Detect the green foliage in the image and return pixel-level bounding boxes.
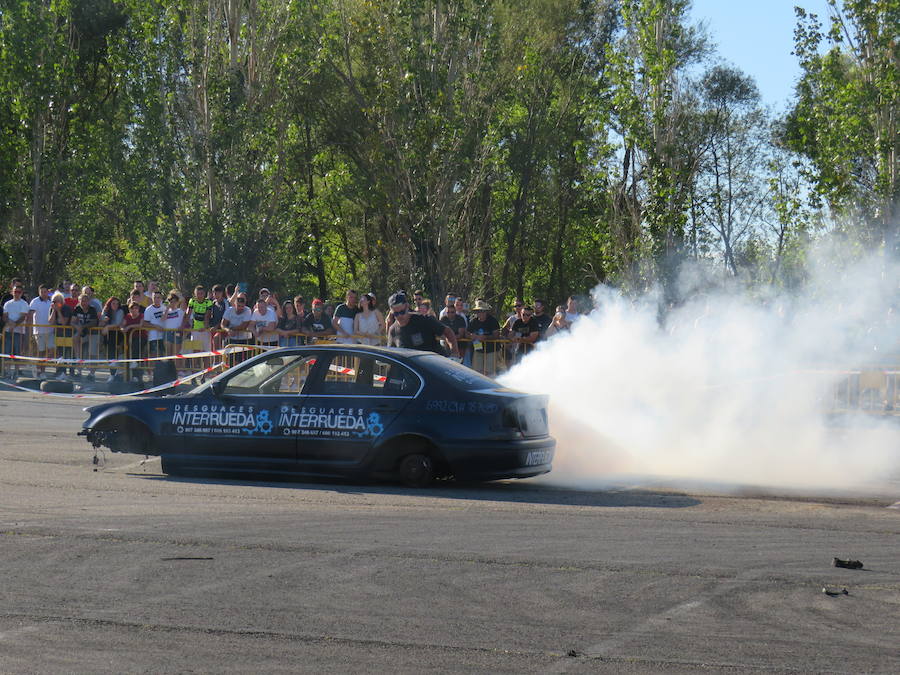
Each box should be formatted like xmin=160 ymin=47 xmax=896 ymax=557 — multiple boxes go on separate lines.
xmin=786 ymin=0 xmax=899 ymax=251
xmin=0 ymin=0 xmax=887 ymax=305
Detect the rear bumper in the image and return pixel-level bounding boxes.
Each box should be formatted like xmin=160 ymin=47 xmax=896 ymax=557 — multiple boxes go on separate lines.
xmin=441 ymin=436 xmax=556 ymax=480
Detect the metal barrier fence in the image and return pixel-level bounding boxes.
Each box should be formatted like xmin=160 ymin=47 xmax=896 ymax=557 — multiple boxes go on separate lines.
xmin=0 ymin=325 xmax=256 ymax=383
xmin=1 ymin=325 xmax=897 ymax=413
xmin=827 ymin=369 xmax=899 ymax=414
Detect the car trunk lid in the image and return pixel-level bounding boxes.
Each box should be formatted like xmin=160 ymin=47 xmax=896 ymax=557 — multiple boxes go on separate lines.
xmin=500 ymin=394 xmax=550 ymax=438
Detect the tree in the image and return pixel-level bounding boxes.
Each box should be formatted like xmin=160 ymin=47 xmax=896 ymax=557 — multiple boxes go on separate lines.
xmin=609 ymin=0 xmax=708 ymax=297
xmin=0 ymin=0 xmax=128 ymax=286
xmin=786 ymin=0 xmax=899 ymax=253
xmin=692 ymin=65 xmax=769 ymax=276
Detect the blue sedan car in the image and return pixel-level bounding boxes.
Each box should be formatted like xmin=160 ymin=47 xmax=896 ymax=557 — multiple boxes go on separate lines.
xmin=80 ymin=345 xmax=555 ymax=486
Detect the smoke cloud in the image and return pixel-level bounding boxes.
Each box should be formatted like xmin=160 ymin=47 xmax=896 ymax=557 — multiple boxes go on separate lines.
xmin=500 ymin=251 xmax=899 ymax=494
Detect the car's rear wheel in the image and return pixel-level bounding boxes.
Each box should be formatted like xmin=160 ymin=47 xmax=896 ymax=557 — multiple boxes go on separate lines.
xmin=398 ymin=453 xmax=434 ymax=488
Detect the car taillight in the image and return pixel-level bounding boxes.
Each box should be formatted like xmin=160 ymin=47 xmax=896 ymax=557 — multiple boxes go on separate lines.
xmin=501 ymin=407 xmax=520 ymax=429
xmin=498 ymin=406 xmax=525 ymax=438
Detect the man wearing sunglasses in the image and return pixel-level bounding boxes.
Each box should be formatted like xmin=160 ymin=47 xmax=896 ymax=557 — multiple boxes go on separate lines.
xmin=387 ymin=291 xmax=459 ymax=358
xmin=509 ymin=305 xmax=540 ymax=363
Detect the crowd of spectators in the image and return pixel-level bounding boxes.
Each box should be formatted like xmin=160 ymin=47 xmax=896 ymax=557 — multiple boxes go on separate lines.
xmin=1 ymin=277 xmax=583 ymax=379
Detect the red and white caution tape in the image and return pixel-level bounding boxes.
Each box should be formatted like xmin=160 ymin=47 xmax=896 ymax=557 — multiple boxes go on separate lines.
xmin=0 ymin=362 xmax=226 ymax=399
xmin=0 ymin=344 xmax=256 ymax=366
xmin=327 ymin=362 xmax=387 ymax=382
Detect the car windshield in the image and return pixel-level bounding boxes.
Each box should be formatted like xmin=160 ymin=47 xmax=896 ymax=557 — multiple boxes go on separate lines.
xmin=190 ymin=352 xmax=316 ymax=396
xmin=414 ymin=354 xmax=500 ymax=390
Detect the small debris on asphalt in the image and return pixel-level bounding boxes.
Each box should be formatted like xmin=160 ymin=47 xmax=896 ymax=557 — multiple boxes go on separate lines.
xmin=566 ymin=649 xmax=581 ymax=658
xmin=160 ymin=557 xmax=214 ymax=561
xmin=833 ymin=557 xmax=864 ymax=569
xmin=822 ymin=587 xmax=849 ymax=596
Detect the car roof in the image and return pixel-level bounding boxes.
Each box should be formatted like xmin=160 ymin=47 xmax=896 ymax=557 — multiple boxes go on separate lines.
xmin=272 ymin=344 xmax=430 ymax=359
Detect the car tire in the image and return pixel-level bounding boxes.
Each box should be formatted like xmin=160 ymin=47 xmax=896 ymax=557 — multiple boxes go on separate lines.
xmin=15 ymin=378 xmax=42 ymax=390
xmin=398 ymin=453 xmax=434 ymax=488
xmin=109 ymin=380 xmax=138 ymax=396
xmin=40 ymin=379 xmax=75 ymax=393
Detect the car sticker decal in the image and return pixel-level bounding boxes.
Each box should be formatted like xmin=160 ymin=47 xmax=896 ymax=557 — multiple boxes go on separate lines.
xmin=170 ymin=404 xmax=386 ymax=439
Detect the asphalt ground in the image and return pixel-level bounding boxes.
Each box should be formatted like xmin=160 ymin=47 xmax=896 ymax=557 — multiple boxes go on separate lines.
xmin=0 ymin=391 xmax=898 ymax=674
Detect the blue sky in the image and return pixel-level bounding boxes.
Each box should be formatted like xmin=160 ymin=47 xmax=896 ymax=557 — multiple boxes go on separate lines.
xmin=689 ymin=0 xmax=834 ymax=111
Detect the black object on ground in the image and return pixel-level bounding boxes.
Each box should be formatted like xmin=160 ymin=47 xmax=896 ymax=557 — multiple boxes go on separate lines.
xmin=153 ymin=361 xmax=177 ymax=387
xmin=41 ymin=379 xmax=74 ymax=393
xmin=833 ymin=557 xmax=864 ymax=569
xmin=160 ymin=557 xmax=214 ymax=561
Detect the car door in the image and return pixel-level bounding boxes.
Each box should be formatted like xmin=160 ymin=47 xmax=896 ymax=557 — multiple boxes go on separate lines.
xmin=162 ymin=351 xmax=319 ymax=471
xmin=293 ymin=351 xmax=421 ymax=471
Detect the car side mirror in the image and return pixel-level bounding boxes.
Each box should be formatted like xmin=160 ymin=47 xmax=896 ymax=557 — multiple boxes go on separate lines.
xmin=210 ymin=379 xmax=226 ymax=398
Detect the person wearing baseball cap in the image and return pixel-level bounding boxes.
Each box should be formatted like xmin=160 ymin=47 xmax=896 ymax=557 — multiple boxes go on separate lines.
xmin=386 ymin=291 xmax=459 ymax=358
xmin=301 ymin=297 xmax=335 ymax=341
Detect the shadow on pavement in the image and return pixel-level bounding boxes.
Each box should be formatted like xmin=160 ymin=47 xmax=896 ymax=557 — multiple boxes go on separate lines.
xmin=132 ymin=471 xmax=702 ymax=509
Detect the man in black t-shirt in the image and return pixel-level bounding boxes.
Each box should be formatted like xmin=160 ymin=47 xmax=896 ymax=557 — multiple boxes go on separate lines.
xmin=531 ymin=299 xmax=553 ymax=338
xmin=387 ymin=291 xmax=459 ymax=357
xmin=510 ymin=306 xmax=540 ymax=362
xmin=465 ymin=300 xmax=501 ymax=375
xmin=72 ymin=294 xmax=100 ymax=379
xmin=302 ymin=298 xmax=335 ymax=341
xmin=439 ymin=304 xmax=467 ymax=340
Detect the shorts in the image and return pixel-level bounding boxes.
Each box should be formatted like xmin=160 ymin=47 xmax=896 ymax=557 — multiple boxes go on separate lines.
xmin=190 ymin=331 xmax=211 ymax=352
xmin=164 ymin=331 xmax=183 ymax=345
xmin=34 ymin=332 xmax=54 ymax=352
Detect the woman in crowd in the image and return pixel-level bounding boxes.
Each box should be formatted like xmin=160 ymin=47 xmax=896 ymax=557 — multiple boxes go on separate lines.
xmin=277 ymin=299 xmax=303 ymax=347
xmin=48 ymin=291 xmax=73 ymax=378
xmin=121 ymin=301 xmax=147 ymax=382
xmin=353 ymin=293 xmax=384 ymax=345
xmin=544 ymin=305 xmax=571 ymax=338
xmin=99 ymin=296 xmax=125 ymax=381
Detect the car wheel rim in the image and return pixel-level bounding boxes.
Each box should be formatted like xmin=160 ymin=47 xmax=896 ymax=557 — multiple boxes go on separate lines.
xmin=400 ymin=454 xmax=433 ymax=487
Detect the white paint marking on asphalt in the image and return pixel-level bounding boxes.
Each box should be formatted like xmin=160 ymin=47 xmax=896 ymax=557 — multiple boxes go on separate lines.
xmin=105 ymin=456 xmax=161 ymax=473
xmin=544 ymin=569 xmax=766 ymax=674
xmin=887 ymin=501 xmax=900 ymax=509
xmin=582 ymin=598 xmax=705 ymax=658
xmin=0 ymin=625 xmax=40 ymax=641
xmin=542 ymin=596 xmax=709 ymax=674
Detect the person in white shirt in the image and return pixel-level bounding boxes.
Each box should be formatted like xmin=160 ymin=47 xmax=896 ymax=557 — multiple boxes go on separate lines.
xmin=250 ymin=296 xmax=279 ymax=346
xmin=28 ymin=284 xmax=54 ymax=375
xmin=221 ymin=293 xmax=253 ymax=363
xmin=163 ymin=291 xmax=186 ymax=356
xmin=141 ymin=291 xmax=168 ymax=358
xmin=3 ymin=283 xmax=30 ymax=375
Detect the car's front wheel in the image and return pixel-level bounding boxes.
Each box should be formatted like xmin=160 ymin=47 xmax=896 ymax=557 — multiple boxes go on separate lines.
xmin=398 ymin=453 xmax=434 ymax=488
xmin=161 ymin=456 xmax=188 ymax=476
